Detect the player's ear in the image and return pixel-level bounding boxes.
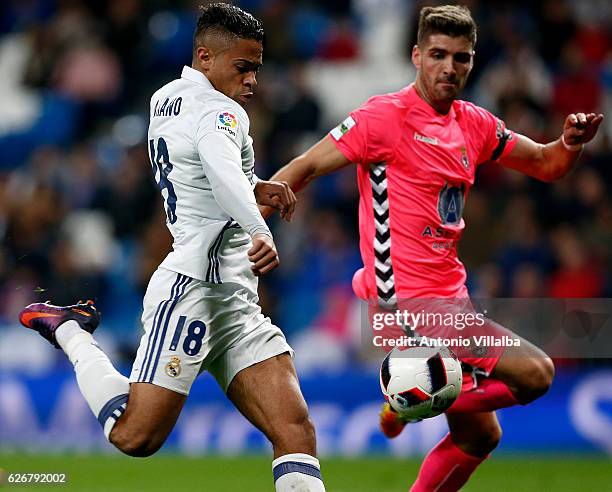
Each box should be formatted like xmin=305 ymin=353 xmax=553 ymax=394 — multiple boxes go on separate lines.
xmin=411 ymin=45 xmax=421 ymax=69
xmin=195 ymin=46 xmax=213 ymax=71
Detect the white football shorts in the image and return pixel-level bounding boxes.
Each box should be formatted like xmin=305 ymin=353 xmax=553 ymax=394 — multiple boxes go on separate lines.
xmin=129 ymin=267 xmax=293 ymax=394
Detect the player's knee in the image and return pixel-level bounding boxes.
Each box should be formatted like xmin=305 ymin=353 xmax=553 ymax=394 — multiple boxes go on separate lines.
xmin=517 ymin=357 xmax=555 ymax=404
xmin=269 ymin=408 xmax=316 ymax=452
xmin=110 ymin=425 xmax=165 ymax=458
xmin=280 ymin=411 xmax=316 ymax=444
xmin=298 ymin=414 xmax=317 ymax=446
xmin=116 ymin=435 xmax=164 ymax=458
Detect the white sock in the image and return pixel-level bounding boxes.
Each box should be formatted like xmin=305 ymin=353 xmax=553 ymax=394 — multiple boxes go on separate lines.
xmin=56 ymin=320 xmax=130 ymax=440
xmin=272 ymin=453 xmax=325 ymax=492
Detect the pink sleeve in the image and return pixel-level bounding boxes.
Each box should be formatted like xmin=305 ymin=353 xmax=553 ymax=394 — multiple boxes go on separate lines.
xmin=474 ymin=107 xmax=517 ymax=165
xmin=329 ymin=96 xmax=395 ymax=164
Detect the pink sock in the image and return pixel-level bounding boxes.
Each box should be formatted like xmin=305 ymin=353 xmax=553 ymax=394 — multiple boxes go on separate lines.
xmin=446 ymin=378 xmax=518 ymax=414
xmin=410 ymin=433 xmax=486 ymax=492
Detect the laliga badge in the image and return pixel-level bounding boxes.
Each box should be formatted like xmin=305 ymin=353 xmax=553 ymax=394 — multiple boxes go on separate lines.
xmin=165 ymin=356 xmax=182 ymax=378
xmin=216 ymin=111 xmax=238 ymax=139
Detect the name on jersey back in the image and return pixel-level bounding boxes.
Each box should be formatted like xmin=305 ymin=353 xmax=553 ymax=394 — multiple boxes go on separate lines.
xmin=154 ymin=97 xmax=183 ymax=117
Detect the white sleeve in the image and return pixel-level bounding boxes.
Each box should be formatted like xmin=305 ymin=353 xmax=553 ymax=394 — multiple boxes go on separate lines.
xmin=197 ymin=131 xmax=271 ymax=238
xmin=251 ymin=173 xmax=260 ymax=190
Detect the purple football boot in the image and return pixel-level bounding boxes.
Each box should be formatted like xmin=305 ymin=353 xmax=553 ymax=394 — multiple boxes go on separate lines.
xmin=19 ymin=300 xmax=101 ymax=348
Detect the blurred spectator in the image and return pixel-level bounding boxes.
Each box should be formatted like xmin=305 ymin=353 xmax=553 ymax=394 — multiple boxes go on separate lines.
xmin=62 ymin=143 xmax=107 ymax=209
xmin=495 ymin=195 xmax=554 ymax=293
xmin=96 ymin=146 xmax=158 ymax=239
xmin=317 ymin=18 xmax=359 ymax=60
xmin=510 ymin=263 xmax=546 ymax=298
xmin=474 ymin=37 xmax=551 ymax=124
xmin=471 ymin=263 xmax=504 ymax=299
xmin=52 ymin=43 xmax=122 ymax=103
xmin=551 ymin=41 xmax=602 ymax=120
xmin=101 ymin=0 xmax=147 ymax=101
xmin=584 ymin=200 xmax=612 ymax=280
xmin=267 ymin=63 xmax=322 ymax=166
xmin=536 ymin=0 xmax=576 ymax=67
xmin=135 ymin=206 xmax=173 ymax=292
xmin=548 ymin=225 xmax=605 ymax=298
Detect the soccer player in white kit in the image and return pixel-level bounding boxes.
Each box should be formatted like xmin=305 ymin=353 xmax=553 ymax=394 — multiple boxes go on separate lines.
xmin=19 ymin=4 xmax=326 ymax=491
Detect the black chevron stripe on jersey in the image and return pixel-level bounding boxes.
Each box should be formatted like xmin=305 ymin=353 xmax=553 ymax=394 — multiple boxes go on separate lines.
xmin=372 ymin=188 xmax=388 ymax=204
xmin=375 ymin=249 xmax=391 ymax=263
xmin=375 ymin=229 xmax=391 ymax=243
xmin=370 ymin=163 xmax=397 ymax=308
xmin=375 ymin=266 xmax=394 ymax=282
xmin=377 ymin=285 xmax=396 ymax=300
xmin=370 ymin=170 xmax=386 ymax=185
xmin=374 ymin=209 xmax=389 ymax=223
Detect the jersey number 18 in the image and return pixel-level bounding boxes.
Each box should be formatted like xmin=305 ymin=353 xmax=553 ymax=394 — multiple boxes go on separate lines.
xmin=149 ymin=137 xmax=178 ymax=224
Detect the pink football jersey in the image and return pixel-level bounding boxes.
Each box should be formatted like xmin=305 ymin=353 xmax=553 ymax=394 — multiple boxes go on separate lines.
xmin=330 ymin=84 xmax=517 ymax=304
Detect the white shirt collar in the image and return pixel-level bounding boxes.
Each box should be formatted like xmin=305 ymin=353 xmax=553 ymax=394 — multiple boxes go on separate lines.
xmin=181 ymin=66 xmax=214 ymax=90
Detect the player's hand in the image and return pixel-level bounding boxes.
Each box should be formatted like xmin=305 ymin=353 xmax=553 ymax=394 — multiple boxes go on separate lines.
xmin=563 ymin=112 xmax=604 ymax=147
xmin=248 ymin=233 xmax=279 ymax=276
xmin=254 ymin=180 xmax=297 ymax=222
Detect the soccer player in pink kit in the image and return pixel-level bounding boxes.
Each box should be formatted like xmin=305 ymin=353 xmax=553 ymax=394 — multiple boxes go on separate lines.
xmin=266 ymin=5 xmax=604 ymax=491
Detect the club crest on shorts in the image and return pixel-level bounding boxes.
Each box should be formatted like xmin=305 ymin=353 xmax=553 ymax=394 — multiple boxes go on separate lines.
xmin=471 ymin=345 xmax=488 ymax=357
xmin=460 ymin=146 xmax=469 ymax=169
xmin=165 ymin=356 xmax=182 ymax=378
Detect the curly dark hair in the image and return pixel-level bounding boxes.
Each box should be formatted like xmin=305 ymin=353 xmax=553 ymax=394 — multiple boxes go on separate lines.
xmin=417 ymin=5 xmax=477 ymax=48
xmin=193 ymin=3 xmax=265 ymax=53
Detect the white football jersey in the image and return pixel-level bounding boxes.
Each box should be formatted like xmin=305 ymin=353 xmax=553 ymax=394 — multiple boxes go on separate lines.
xmin=147 ymin=66 xmax=270 ymax=286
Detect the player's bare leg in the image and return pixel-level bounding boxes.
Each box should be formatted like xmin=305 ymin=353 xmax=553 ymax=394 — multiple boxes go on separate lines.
xmin=108 ymin=383 xmax=186 ymax=457
xmin=410 ymin=412 xmax=501 ymax=492
xmin=227 ymin=353 xmax=325 ymax=491
xmin=19 ymin=301 xmax=186 ymax=458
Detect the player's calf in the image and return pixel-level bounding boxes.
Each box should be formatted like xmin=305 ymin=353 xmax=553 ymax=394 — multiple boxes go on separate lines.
xmin=110 ymin=425 xmax=163 ymax=458
xmin=266 ymin=403 xmax=317 ymax=457
xmin=411 ymin=413 xmax=501 ymax=492
xmin=227 ymin=354 xmax=325 ymax=491
xmin=108 ymin=382 xmax=186 ymax=458
xmin=269 ymin=415 xmax=322 ymax=492
xmin=109 ymin=410 xmax=169 ymax=458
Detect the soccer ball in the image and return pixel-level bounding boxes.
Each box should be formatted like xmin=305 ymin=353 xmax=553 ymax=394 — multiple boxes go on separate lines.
xmin=380 ymin=345 xmax=462 ymax=419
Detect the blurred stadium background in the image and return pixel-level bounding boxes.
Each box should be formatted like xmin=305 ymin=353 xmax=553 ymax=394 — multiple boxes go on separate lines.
xmin=0 ymin=0 xmax=611 ymax=490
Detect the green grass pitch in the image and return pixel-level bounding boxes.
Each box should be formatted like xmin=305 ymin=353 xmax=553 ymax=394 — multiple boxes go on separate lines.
xmin=1 ymin=454 xmax=610 ymax=491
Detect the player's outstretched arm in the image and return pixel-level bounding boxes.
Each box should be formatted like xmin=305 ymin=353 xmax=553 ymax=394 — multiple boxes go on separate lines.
xmin=260 ymin=136 xmax=352 ymax=218
xmin=499 ymin=112 xmax=604 ymax=182
xmin=254 ymin=179 xmax=297 ymax=222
